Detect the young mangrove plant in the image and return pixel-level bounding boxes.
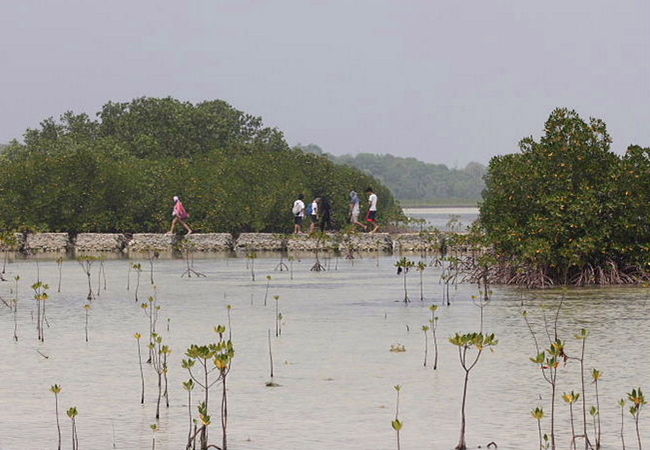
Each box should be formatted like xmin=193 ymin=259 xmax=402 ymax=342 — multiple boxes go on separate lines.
xmin=421 ymin=325 xmax=429 ymax=367
xmin=429 ymin=305 xmax=440 ymax=370
xmin=264 ymin=275 xmax=271 ymax=306
xmin=132 ymin=263 xmax=142 ymax=302
xmin=12 ymin=275 xmax=19 ymax=341
xmin=135 ymin=332 xmax=145 ymax=404
xmin=247 ymin=251 xmax=257 ymax=281
xmin=531 ymin=407 xmax=546 ymax=450
xmin=50 ymin=384 xmax=62 ymax=450
xmin=589 ymin=406 xmax=599 ymax=450
xmin=77 ymin=256 xmax=96 ymax=301
xmin=395 ymin=257 xmax=415 ymax=303
xmin=142 ymin=295 xmax=160 ymax=362
xmin=274 ymin=296 xmax=281 ymax=337
xmin=562 ymin=390 xmax=580 ymax=449
xmin=147 ymin=249 xmax=159 ymax=284
xmin=226 ymin=304 xmax=232 ymax=340
xmin=573 ymin=328 xmax=593 ymax=449
xmin=628 ymin=387 xmax=646 ymax=450
xmin=274 ymin=254 xmax=288 ymax=272
xmin=181 ymin=325 xmax=234 ymax=450
xmin=83 ymin=304 xmax=91 ymax=342
xmin=96 ymin=256 xmax=107 ymax=296
xmin=32 ymin=281 xmax=49 ymax=342
xmin=391 ymin=385 xmax=403 ymax=450
xmin=619 ymin=398 xmax=627 ymax=450
xmin=183 ymin=379 xmax=195 ymax=447
xmin=150 ymin=423 xmax=159 ymax=450
xmin=266 ymin=329 xmax=279 ymax=387
xmin=56 ymin=256 xmax=63 ymax=293
xmin=416 ymin=261 xmax=427 ymax=301
xmin=149 ymin=333 xmax=171 ymax=420
xmin=449 ymin=332 xmax=498 ymax=450
xmin=180 ymin=241 xmax=206 ymax=278
xmin=592 ymin=369 xmax=602 ymax=449
xmin=288 ymin=255 xmax=295 ymax=280
xmin=66 ymin=406 xmax=79 ymax=450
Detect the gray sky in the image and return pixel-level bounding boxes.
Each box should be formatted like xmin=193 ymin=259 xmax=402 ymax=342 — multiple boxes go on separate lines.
xmin=1 ymin=0 xmax=648 ymax=167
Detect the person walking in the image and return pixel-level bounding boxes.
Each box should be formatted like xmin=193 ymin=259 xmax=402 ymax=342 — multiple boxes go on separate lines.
xmin=349 ymin=190 xmax=367 ymax=231
xmin=365 ymin=187 xmax=380 ymax=233
xmin=167 ymin=195 xmax=193 ymax=235
xmin=292 ymin=194 xmax=306 ymax=234
xmin=309 ymin=197 xmax=320 ymax=233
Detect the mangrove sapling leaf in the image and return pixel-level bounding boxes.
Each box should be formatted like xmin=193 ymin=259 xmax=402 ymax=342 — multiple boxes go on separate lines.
xmin=449 ymin=332 xmax=498 ymax=450
xmin=183 ymin=379 xmax=195 ymax=447
xmin=392 ymin=385 xmax=403 ymax=450
xmin=627 ymin=387 xmax=646 ymax=450
xmin=135 ymin=333 xmax=145 ymax=404
xmin=531 ymin=407 xmax=545 ymax=450
xmin=264 ymin=275 xmax=271 ymax=306
xmin=562 ymin=391 xmax=580 ymax=449
xmin=588 ymin=406 xmax=598 ymax=450
xmin=619 ymin=398 xmax=627 ymax=450
xmin=394 ymin=257 xmax=415 ymax=303
xmin=591 ymin=369 xmax=602 ymax=449
xmin=422 ymin=325 xmax=429 ymax=367
xmin=83 ymin=304 xmax=91 ymax=342
xmin=66 ymin=406 xmax=79 ymax=450
xmin=50 ymin=384 xmax=62 ymax=450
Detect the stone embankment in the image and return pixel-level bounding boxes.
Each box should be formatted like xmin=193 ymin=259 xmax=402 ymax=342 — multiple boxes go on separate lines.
xmin=0 ymin=231 xmax=469 ymax=258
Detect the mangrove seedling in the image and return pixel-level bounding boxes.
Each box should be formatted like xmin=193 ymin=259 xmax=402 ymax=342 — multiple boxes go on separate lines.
xmin=51 ymin=384 xmax=62 ymax=450
xmin=274 ymin=296 xmax=281 ymax=337
xmin=589 ymin=406 xmax=599 ymax=450
xmin=141 ymin=296 xmax=160 ymax=362
xmin=592 ymin=369 xmax=602 ymax=448
xmin=416 ymin=261 xmax=427 ymax=301
xmin=573 ymin=328 xmax=593 ymax=449
xmin=274 ymin=254 xmax=288 ymax=272
xmin=32 ymin=281 xmax=49 ymax=342
xmin=449 ymin=332 xmax=498 ymax=450
xmin=391 ymin=385 xmax=403 ymax=450
xmin=180 ymin=241 xmax=206 ymax=278
xmin=264 ymin=275 xmax=271 ymax=306
xmin=56 ymin=257 xmax=63 ymax=293
xmin=288 ymin=255 xmax=295 ymax=280
xmin=531 ymin=407 xmax=546 ymax=450
xmin=628 ymin=387 xmax=646 ymax=450
xmin=247 ymin=251 xmax=257 ymax=281
xmin=226 ymin=304 xmax=232 ymax=340
xmin=619 ymin=398 xmax=627 ymax=450
xmin=66 ymin=406 xmax=79 ymax=450
xmin=562 ymin=390 xmax=580 ymax=449
xmin=147 ymin=250 xmax=159 ymax=284
xmin=132 ymin=263 xmax=142 ymax=302
xmin=149 ymin=333 xmax=171 ymax=419
xmin=96 ymin=256 xmax=107 ymax=296
xmin=183 ymin=379 xmax=195 ymax=446
xmin=83 ymin=304 xmax=91 ymax=342
xmin=135 ymin=333 xmax=145 ymax=404
xmin=266 ymin=329 xmax=279 ymax=387
xmin=429 ymin=305 xmax=440 ymax=370
xmin=12 ymin=275 xmax=20 ymax=341
xmin=394 ymin=257 xmax=415 ymax=303
xmin=422 ymin=325 xmax=429 ymax=367
xmin=77 ymin=256 xmax=96 ymax=301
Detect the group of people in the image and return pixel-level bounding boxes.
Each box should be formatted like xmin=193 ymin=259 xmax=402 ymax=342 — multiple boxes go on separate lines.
xmin=166 ymin=187 xmax=381 ymax=236
xmin=292 ymin=187 xmax=380 ymax=234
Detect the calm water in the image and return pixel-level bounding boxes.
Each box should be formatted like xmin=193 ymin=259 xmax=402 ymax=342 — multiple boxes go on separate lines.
xmin=0 ymin=255 xmax=648 ymax=449
xmin=403 ymin=207 xmax=479 ymax=231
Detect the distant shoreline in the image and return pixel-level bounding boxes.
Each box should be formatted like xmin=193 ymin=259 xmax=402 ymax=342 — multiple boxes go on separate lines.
xmin=398 ymin=199 xmax=479 ymax=208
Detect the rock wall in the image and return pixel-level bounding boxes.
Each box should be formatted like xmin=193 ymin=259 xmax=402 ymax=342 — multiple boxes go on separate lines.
xmin=2 ymin=232 xmax=466 ymax=257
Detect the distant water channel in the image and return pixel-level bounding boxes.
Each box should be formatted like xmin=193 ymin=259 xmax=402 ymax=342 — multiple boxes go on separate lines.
xmin=403 ymin=207 xmax=479 ymax=231
xmin=0 ymin=255 xmax=648 ymax=449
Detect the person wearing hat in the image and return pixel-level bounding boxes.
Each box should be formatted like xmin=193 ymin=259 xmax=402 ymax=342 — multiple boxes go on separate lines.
xmin=349 ymin=190 xmax=367 ymax=231
xmin=167 ymin=195 xmax=193 ymax=235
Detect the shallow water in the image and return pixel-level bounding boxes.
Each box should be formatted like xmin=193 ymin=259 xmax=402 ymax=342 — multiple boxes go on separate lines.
xmin=0 ymin=255 xmax=648 ymax=449
xmin=403 ymin=207 xmax=479 ymax=231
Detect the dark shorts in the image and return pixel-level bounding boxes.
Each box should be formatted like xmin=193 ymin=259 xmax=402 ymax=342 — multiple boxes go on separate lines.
xmin=367 ymin=210 xmax=377 ymax=222
xmin=310 ymin=214 xmax=319 ymax=223
xmin=294 ymin=215 xmax=304 ymax=225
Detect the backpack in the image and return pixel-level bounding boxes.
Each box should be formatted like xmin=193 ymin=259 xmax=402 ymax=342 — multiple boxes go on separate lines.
xmin=176 ymin=201 xmax=190 ymax=220
xmin=292 ymin=201 xmax=301 ymax=215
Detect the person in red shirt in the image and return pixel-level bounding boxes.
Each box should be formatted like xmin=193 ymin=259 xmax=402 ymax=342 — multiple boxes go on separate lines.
xmin=167 ymin=195 xmax=193 ymax=235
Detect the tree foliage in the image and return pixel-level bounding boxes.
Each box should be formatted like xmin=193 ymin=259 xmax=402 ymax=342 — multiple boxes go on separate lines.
xmin=0 ymin=97 xmax=399 ymax=233
xmin=479 ymin=107 xmax=650 ymax=286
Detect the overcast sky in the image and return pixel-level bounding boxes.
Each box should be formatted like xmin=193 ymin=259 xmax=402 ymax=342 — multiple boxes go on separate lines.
xmin=1 ymin=1 xmax=648 ymax=166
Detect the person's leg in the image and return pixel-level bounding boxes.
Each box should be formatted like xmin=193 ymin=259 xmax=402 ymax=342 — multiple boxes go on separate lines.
xmin=179 ymin=218 xmax=192 ymax=234
xmin=168 ymin=217 xmax=178 ymax=234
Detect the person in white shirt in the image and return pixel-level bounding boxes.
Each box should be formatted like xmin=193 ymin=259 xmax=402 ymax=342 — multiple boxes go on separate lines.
xmin=309 ymin=198 xmax=319 ymax=233
xmin=292 ymin=194 xmax=306 ymax=234
xmin=365 ymin=187 xmax=380 ymax=233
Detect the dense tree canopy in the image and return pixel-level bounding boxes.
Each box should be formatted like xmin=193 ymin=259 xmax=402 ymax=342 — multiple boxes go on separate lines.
xmin=297 ymin=144 xmax=485 ymax=204
xmin=479 ymin=108 xmax=650 ymax=286
xmin=0 ymin=97 xmax=399 ymax=233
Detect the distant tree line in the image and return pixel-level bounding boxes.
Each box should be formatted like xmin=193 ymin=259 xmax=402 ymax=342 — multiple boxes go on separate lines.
xmin=0 ymin=97 xmax=400 ymax=233
xmin=296 ymin=144 xmax=486 ymax=204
